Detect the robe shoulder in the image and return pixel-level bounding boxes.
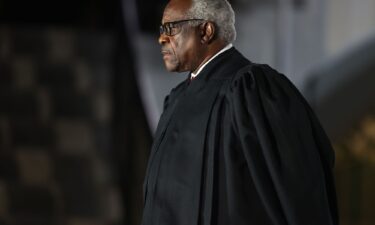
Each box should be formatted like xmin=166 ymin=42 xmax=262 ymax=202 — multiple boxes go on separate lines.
xmin=228 ymin=63 xmax=309 ymax=110
xmin=224 ymin=63 xmax=338 ymax=225
xmin=227 ymin=62 xmax=335 ymax=167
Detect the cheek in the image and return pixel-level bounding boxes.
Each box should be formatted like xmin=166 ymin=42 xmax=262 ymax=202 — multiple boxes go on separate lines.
xmin=169 ymin=41 xmax=181 ymax=64
xmin=166 ymin=33 xmax=196 ymax=72
xmin=170 ymin=39 xmax=182 ymax=59
xmin=169 ymin=39 xmax=186 ymax=65
xmin=172 ymin=38 xmax=191 ymax=62
xmin=169 ymin=41 xmax=178 ymax=57
xmin=161 ymin=40 xmax=180 ymax=71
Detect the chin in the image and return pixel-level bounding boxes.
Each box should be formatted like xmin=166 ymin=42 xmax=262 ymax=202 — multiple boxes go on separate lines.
xmin=164 ymin=62 xmax=179 ymax=72
xmin=165 ymin=65 xmax=178 ymax=72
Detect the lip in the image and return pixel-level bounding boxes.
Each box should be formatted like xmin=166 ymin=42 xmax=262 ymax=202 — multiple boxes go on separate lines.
xmin=161 ymin=50 xmax=172 ymax=60
xmin=163 ymin=54 xmax=171 ymax=60
xmin=161 ymin=50 xmax=171 ymax=55
xmin=161 ymin=48 xmax=172 ymax=55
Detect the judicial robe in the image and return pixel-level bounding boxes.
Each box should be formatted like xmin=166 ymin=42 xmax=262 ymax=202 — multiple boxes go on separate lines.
xmin=141 ymin=48 xmax=338 ymax=225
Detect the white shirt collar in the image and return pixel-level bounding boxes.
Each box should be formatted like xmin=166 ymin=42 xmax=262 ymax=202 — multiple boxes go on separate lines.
xmin=191 ymin=43 xmax=233 ymax=78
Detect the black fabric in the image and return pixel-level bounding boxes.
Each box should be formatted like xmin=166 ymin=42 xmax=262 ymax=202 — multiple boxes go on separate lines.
xmin=141 ymin=48 xmax=338 ymax=225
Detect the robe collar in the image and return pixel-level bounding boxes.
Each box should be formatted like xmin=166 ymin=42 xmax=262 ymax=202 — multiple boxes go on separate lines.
xmin=186 ymin=47 xmax=250 ymax=87
xmin=190 ymin=43 xmax=233 ymax=79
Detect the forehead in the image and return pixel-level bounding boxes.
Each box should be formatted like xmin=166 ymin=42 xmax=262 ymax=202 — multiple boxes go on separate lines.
xmin=162 ymin=0 xmax=192 ymax=23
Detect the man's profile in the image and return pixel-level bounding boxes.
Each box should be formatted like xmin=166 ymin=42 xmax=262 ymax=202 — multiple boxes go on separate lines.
xmin=141 ymin=0 xmax=339 ymax=224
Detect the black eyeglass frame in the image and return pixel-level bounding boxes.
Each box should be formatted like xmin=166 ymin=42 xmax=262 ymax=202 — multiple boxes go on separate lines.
xmin=159 ymin=19 xmax=205 ymax=36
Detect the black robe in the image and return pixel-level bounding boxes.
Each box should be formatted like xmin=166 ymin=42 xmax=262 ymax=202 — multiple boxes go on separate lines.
xmin=141 ymin=48 xmax=338 ymax=225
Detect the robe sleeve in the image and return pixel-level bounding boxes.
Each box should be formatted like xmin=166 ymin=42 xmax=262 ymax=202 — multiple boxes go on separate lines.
xmin=226 ymin=64 xmax=338 ymax=225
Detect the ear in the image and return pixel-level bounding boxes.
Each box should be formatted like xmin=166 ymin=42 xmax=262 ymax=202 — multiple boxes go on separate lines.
xmin=200 ymin=22 xmax=215 ymax=44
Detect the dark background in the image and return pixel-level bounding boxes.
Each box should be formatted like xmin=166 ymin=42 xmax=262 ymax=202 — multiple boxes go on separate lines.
xmin=0 ymin=0 xmax=375 ymax=225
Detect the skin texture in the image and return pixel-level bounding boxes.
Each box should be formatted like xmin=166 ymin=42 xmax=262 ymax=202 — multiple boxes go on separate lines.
xmin=159 ymin=0 xmax=227 ymax=73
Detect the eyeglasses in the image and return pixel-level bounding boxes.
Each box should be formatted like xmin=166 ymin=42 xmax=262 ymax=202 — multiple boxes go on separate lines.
xmin=159 ymin=19 xmax=205 ymax=36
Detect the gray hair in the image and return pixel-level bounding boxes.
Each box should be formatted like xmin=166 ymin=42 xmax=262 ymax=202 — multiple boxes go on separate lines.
xmin=186 ymin=0 xmax=236 ymax=43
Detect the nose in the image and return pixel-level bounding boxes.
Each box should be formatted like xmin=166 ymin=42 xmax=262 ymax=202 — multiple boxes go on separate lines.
xmin=158 ymin=33 xmax=169 ymax=45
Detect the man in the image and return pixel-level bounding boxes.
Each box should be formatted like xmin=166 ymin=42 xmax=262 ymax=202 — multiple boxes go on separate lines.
xmin=142 ymin=0 xmax=339 ymax=225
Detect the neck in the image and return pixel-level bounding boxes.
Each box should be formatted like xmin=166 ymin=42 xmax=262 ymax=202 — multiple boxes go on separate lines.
xmin=192 ymin=41 xmax=229 ymax=74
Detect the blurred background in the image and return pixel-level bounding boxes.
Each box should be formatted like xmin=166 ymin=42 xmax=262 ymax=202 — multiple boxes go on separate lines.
xmin=0 ymin=0 xmax=374 ymax=225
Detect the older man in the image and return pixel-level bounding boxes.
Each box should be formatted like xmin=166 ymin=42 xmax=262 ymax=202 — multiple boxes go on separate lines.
xmin=141 ymin=0 xmax=339 ymax=225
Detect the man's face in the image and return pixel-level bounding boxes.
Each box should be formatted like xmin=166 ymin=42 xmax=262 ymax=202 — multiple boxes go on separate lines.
xmin=159 ymin=1 xmax=203 ymax=72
